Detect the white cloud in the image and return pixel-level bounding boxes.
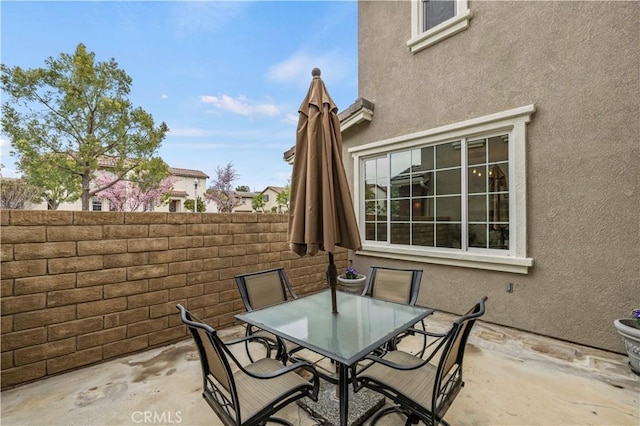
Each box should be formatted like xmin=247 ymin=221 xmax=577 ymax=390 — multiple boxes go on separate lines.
xmin=161 ymin=94 xmax=168 ymax=100
xmin=200 ymin=95 xmax=279 ymax=118
xmin=281 ymin=113 xmax=298 ymax=125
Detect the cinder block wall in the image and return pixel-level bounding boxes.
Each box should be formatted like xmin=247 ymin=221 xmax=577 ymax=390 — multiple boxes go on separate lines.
xmin=0 ymin=210 xmax=346 ymax=389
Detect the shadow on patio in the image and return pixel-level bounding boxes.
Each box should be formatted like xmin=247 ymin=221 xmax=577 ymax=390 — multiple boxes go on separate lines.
xmin=2 ymin=311 xmax=638 ymax=426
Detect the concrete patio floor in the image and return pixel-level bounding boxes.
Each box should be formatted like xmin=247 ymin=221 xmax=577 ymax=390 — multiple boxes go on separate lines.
xmin=2 ymin=311 xmax=638 ymax=426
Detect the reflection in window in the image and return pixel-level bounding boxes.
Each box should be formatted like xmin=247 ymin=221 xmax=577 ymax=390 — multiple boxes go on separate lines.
xmin=364 ymin=134 xmax=510 ymax=252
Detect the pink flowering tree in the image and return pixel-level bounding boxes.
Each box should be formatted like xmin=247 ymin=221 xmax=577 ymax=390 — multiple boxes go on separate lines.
xmin=93 ymin=172 xmax=175 ymax=212
xmin=204 ymin=162 xmax=242 ymax=212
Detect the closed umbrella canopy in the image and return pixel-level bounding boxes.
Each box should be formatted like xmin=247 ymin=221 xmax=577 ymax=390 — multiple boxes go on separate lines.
xmin=288 ymin=68 xmax=362 ymax=313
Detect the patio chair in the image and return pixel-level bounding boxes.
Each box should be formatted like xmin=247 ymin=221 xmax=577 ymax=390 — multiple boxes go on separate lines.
xmin=351 ymin=296 xmax=487 ymax=426
xmin=177 ymin=304 xmax=319 ymax=426
xmin=361 ymin=266 xmax=424 ymax=350
xmin=234 ymin=268 xmax=302 ymax=363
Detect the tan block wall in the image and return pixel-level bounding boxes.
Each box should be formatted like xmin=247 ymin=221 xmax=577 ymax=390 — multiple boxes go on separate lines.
xmin=0 ymin=210 xmax=346 ymax=389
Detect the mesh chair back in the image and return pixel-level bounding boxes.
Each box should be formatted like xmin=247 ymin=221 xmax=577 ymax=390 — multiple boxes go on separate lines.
xmin=440 ymin=298 xmax=486 ymax=386
xmin=236 ymin=268 xmax=296 ymax=311
xmin=193 ymin=326 xmax=232 ymax=393
xmin=179 ymin=306 xmax=233 ymax=393
xmin=371 ymin=269 xmax=413 ymax=304
xmin=244 ymin=271 xmax=287 ymax=309
xmin=364 ymin=267 xmax=423 ymax=305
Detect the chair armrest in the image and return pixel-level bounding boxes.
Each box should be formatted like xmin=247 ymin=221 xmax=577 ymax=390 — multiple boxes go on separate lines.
xmin=358 ymin=352 xmax=428 ymax=372
xmin=224 ymin=333 xmax=285 ymax=359
xmin=242 ymin=359 xmax=319 ymax=381
xmin=406 ymin=327 xmax=448 ymax=338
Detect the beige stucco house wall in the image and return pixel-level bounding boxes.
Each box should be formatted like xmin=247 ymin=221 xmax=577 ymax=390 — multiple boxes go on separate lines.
xmin=341 ymin=0 xmax=639 ymax=353
xmin=260 ymin=186 xmax=287 ymax=213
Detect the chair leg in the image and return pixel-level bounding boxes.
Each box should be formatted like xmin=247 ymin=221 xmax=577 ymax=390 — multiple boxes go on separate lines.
xmin=369 ymin=405 xmax=403 ymax=425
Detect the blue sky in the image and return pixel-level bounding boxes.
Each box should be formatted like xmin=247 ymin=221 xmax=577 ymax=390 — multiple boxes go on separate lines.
xmin=0 ymin=1 xmax=358 ymax=191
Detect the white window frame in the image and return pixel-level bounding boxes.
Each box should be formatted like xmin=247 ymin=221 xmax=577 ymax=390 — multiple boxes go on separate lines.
xmin=407 ymin=0 xmax=472 ymax=53
xmin=348 ymin=105 xmax=535 ymax=274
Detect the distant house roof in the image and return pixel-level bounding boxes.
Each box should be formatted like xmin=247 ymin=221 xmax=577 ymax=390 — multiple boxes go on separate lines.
xmin=236 ymin=191 xmax=259 ymax=198
xmin=170 ymin=190 xmax=189 ymax=198
xmin=94 ymin=156 xmax=208 ymax=179
xmin=260 ymin=186 xmax=285 ymax=195
xmin=168 ymin=168 xmax=209 ymax=179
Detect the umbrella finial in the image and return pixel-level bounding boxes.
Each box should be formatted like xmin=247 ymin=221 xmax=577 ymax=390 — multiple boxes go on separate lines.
xmin=312 ymin=68 xmax=321 ymax=78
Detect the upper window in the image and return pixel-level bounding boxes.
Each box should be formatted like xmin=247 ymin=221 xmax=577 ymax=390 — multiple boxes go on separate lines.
xmin=408 ymin=0 xmax=472 ymax=53
xmin=349 ymin=105 xmax=535 ymax=274
xmin=91 ymin=198 xmax=103 ymax=212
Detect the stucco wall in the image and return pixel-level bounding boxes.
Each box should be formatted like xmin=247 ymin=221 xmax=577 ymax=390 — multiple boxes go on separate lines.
xmin=347 ymin=0 xmax=639 ymax=352
xmin=0 ymin=210 xmax=346 ymax=389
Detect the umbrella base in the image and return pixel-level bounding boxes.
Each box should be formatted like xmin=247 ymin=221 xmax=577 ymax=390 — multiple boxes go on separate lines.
xmin=298 ymin=380 xmax=385 ymax=426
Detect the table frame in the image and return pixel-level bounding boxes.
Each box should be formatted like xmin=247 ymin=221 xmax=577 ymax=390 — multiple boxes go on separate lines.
xmin=236 ymin=290 xmax=433 ymax=426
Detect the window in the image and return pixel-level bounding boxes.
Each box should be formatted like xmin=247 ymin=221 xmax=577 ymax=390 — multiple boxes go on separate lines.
xmin=91 ymin=198 xmax=103 ymax=211
xmin=264 ymin=194 xmax=270 ymax=202
xmin=349 ymin=105 xmax=535 ymax=274
xmin=407 ymin=0 xmax=472 ymax=53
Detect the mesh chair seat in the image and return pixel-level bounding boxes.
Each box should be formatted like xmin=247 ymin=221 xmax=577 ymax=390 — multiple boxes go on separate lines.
xmin=233 ymin=358 xmax=315 ymax=421
xmin=352 ymin=297 xmax=487 ymax=426
xmin=357 ymin=350 xmax=438 ymax=410
xmin=177 ymin=304 xmax=319 ymax=426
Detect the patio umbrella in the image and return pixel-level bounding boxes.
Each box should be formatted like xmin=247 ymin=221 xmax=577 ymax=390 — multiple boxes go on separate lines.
xmin=288 ymin=68 xmax=362 ymax=314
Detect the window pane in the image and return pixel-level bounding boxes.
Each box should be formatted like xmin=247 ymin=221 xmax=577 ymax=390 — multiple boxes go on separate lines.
xmin=468 ymin=195 xmax=487 ymax=222
xmin=489 ymin=193 xmax=509 ymax=223
xmin=436 ymin=223 xmax=461 ymax=248
xmin=488 ymin=135 xmax=509 ymax=163
xmin=436 ymin=196 xmax=461 ymax=221
xmin=412 ymin=197 xmax=434 ymax=219
xmin=365 ymin=182 xmax=376 ymax=200
xmin=435 ymin=142 xmax=460 ymax=168
xmin=376 ymin=223 xmax=388 ymax=241
xmin=390 ymin=223 xmax=410 ymax=244
xmin=413 ymin=147 xmax=434 ymax=171
xmin=489 ymin=225 xmax=509 ymax=249
xmin=365 ymin=201 xmax=377 ymax=220
xmin=435 ymin=168 xmax=461 ymax=195
xmin=467 ymin=139 xmax=486 ymax=165
xmin=390 ymin=151 xmax=412 ymax=177
xmin=469 ymin=224 xmax=487 ymax=248
xmin=365 ymin=222 xmax=376 ymax=240
xmin=390 ymin=176 xmax=411 ymax=199
xmin=424 ymin=0 xmax=455 ymax=31
xmin=468 ymin=166 xmax=487 ymax=193
xmin=364 ymin=159 xmax=377 ymax=181
xmin=376 ymin=157 xmax=388 ymax=178
xmin=489 ymin=163 xmax=508 ymax=192
xmin=411 ymin=178 xmax=429 ymax=196
xmin=413 ymin=222 xmax=434 ymax=246
xmin=390 ymin=199 xmax=411 ymax=221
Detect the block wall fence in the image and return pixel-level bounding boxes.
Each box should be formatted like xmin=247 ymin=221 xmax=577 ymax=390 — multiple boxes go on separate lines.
xmin=0 ymin=210 xmax=347 ymax=389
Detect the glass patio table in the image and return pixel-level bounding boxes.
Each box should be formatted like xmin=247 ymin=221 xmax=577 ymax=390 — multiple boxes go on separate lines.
xmin=235 ymin=289 xmax=433 ymax=426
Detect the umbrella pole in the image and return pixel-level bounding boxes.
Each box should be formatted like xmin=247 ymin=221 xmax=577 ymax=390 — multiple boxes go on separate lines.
xmin=328 ymin=252 xmax=338 ymax=314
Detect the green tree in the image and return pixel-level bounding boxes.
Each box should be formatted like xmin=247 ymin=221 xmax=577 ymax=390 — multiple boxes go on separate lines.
xmin=1 ymin=43 xmax=168 ymax=210
xmin=184 ymin=196 xmax=206 ymax=213
xmin=251 ymin=193 xmax=265 ymax=212
xmin=235 ymin=185 xmax=250 ymax=192
xmin=276 ymin=183 xmax=290 ymax=212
